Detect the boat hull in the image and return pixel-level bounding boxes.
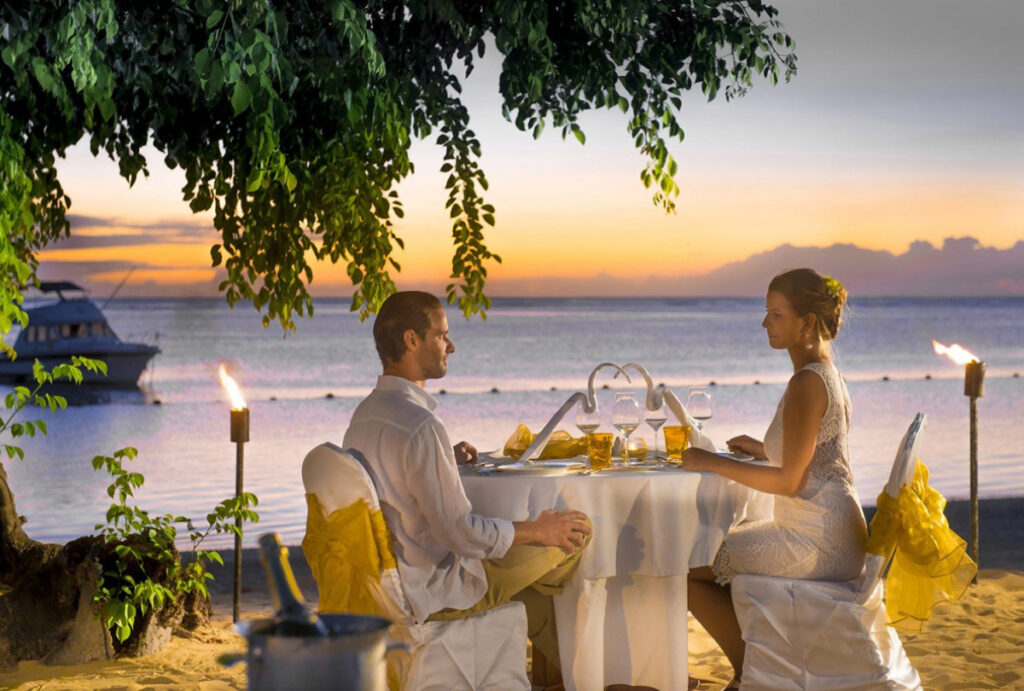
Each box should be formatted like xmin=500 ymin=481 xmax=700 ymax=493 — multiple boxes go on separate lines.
xmin=0 ymin=345 xmax=159 ymax=388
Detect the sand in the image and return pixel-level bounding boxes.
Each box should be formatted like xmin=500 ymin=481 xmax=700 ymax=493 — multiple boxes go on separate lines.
xmin=2 ymin=497 xmax=1022 ymax=690
xmin=3 ymin=570 xmax=1021 ymax=690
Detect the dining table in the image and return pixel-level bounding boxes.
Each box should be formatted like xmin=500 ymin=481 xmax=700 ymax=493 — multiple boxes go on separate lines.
xmin=461 ymin=458 xmax=771 ymax=691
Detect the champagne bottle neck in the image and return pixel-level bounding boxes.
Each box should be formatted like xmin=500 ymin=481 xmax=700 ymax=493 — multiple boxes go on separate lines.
xmin=258 ymin=533 xmax=328 ymax=637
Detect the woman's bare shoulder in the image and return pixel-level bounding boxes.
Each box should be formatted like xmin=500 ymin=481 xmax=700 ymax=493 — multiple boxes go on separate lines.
xmin=785 ymin=367 xmax=828 ymax=406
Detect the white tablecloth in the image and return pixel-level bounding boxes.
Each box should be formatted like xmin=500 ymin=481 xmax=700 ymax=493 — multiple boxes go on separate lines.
xmin=462 ymin=466 xmax=767 ymax=691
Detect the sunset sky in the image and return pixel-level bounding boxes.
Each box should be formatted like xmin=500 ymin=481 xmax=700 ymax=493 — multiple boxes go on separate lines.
xmin=42 ymin=0 xmax=1024 ymax=297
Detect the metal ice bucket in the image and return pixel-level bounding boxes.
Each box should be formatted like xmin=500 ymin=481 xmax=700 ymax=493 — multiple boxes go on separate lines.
xmin=235 ymin=613 xmax=398 ymax=691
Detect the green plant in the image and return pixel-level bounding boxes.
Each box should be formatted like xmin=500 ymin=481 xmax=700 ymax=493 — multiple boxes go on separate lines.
xmin=1 ymin=357 xmax=108 ymax=461
xmin=92 ymin=447 xmax=259 ymax=644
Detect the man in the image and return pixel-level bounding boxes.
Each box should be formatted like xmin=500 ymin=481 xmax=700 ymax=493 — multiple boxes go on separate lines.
xmin=343 ymin=290 xmax=591 ymax=667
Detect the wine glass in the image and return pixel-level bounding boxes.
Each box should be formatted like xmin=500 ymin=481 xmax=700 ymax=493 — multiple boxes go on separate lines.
xmin=686 ymin=386 xmax=713 ymax=433
xmin=644 ymin=400 xmax=668 ymax=461
xmin=612 ymin=392 xmax=642 ymax=465
xmin=575 ymin=406 xmax=601 ymax=450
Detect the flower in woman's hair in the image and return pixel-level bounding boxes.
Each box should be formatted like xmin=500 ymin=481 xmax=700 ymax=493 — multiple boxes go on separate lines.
xmin=822 ymin=275 xmax=843 ymax=300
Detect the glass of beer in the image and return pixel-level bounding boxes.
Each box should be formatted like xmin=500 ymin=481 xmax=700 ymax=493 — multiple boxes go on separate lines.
xmin=587 ymin=432 xmax=614 ymax=471
xmin=663 ymin=425 xmax=692 ymax=464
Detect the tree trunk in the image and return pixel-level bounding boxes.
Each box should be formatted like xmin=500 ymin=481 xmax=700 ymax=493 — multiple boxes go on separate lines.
xmin=1 ymin=461 xmax=106 ymax=669
xmin=0 ymin=460 xmax=59 ymax=583
xmin=0 ymin=462 xmax=204 ymax=671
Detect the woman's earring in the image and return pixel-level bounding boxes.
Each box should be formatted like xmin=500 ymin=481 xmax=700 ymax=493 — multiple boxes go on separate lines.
xmin=805 ymin=334 xmax=814 ymax=350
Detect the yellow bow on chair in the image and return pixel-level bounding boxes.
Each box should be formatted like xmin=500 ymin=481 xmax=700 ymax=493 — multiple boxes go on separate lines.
xmin=301 ymin=494 xmax=397 ymax=617
xmin=303 ymin=494 xmax=406 ymax=691
xmin=865 ymin=460 xmax=978 ymax=631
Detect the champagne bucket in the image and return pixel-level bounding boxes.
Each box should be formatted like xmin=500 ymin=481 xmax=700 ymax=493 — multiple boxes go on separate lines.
xmin=235 ymin=613 xmax=398 ymax=691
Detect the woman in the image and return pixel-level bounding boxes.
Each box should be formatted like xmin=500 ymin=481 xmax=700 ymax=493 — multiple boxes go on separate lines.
xmin=680 ymin=268 xmax=867 ymax=688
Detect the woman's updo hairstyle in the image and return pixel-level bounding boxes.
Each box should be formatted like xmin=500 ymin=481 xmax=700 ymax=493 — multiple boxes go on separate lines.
xmin=768 ymin=268 xmax=847 ymax=341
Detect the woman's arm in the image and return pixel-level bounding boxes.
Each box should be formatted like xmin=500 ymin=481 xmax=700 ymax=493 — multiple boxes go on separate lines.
xmin=725 ymin=434 xmax=767 ymax=460
xmin=680 ymin=369 xmax=827 ymax=496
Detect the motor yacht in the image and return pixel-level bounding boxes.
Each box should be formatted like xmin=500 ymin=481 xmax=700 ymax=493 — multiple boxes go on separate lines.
xmin=0 ymin=281 xmax=159 ymax=387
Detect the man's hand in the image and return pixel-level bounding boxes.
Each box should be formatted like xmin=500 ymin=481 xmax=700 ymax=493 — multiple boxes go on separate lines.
xmin=515 ymin=509 xmax=592 ymax=553
xmin=453 ymin=441 xmax=478 ymax=464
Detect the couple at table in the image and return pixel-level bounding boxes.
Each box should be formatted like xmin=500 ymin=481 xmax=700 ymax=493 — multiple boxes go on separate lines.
xmin=342 ymin=268 xmax=867 ymax=689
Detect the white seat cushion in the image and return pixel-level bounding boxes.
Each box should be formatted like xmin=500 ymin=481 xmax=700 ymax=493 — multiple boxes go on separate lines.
xmin=404 ymin=602 xmax=529 ymax=691
xmin=733 ymin=570 xmax=920 ymax=690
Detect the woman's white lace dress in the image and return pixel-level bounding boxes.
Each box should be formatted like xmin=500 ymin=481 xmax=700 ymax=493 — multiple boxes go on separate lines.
xmin=712 ymin=362 xmax=867 ymax=584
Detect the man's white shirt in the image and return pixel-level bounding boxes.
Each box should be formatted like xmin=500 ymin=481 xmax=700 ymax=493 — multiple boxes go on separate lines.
xmin=343 ymin=375 xmax=514 ymax=622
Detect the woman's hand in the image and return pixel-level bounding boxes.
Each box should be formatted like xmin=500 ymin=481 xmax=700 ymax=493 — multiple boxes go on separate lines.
xmin=679 ymin=447 xmax=718 ymax=473
xmin=726 ymin=435 xmax=766 ymax=459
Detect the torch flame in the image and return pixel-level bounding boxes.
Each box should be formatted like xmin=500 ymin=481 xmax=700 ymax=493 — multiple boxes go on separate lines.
xmin=218 ymin=363 xmax=247 ymax=410
xmin=932 ymin=340 xmax=979 ymax=366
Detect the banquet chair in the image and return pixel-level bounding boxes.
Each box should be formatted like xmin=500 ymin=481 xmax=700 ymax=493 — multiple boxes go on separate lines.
xmin=301 ymin=442 xmax=530 ymax=691
xmin=730 ymin=414 xmax=927 ymax=691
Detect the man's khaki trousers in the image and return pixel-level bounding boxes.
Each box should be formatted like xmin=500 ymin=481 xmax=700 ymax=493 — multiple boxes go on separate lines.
xmin=428 ymin=539 xmax=589 ymax=666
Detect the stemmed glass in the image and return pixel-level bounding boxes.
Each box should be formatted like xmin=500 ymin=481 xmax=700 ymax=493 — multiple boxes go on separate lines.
xmin=686 ymin=386 xmax=714 ymax=434
xmin=575 ymin=406 xmax=601 ymax=452
xmin=612 ymin=392 xmax=642 ymax=465
xmin=644 ymin=399 xmax=668 ymax=461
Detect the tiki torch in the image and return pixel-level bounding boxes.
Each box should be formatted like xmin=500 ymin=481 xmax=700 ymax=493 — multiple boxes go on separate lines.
xmin=219 ymin=364 xmax=249 ymax=622
xmin=932 ymin=340 xmax=984 ymax=580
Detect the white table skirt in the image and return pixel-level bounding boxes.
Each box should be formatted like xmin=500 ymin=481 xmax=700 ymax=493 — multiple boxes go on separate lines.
xmin=462 ymin=467 xmax=767 ymax=690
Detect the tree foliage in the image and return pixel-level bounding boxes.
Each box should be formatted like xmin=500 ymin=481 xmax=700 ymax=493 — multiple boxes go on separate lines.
xmin=1 ymin=0 xmax=795 ymax=335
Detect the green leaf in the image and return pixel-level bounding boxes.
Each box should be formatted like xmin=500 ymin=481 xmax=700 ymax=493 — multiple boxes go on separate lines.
xmin=30 ymin=57 xmax=57 ymax=93
xmin=194 ymin=48 xmax=212 ymax=76
xmin=231 ymin=80 xmax=252 ymax=115
xmin=2 ymin=45 xmax=18 ymax=69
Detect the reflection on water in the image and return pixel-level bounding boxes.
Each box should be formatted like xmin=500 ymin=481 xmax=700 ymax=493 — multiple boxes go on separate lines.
xmin=2 ymin=297 xmax=1022 ymax=552
xmin=32 ymin=383 xmax=159 ymax=407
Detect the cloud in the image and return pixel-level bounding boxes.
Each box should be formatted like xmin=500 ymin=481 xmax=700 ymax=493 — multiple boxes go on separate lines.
xmin=66 ymin=214 xmax=117 ymax=228
xmin=37 ymin=260 xmax=138 ymax=284
xmin=34 ymin=259 xmax=219 ymax=298
xmin=49 ymin=233 xmax=177 ymax=249
xmin=60 ymin=214 xmax=216 ymax=248
xmin=35 ymin=236 xmax=1024 ymax=299
xmin=485 ymin=237 xmax=1024 ymax=297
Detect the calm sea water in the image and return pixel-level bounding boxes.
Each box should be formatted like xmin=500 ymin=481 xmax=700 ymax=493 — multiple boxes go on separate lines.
xmin=4 ymin=296 xmax=1023 ymax=549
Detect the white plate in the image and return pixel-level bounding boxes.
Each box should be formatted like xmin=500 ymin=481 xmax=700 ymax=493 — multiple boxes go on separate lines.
xmin=479 ymin=452 xmax=587 ymax=466
xmin=717 ymin=451 xmax=756 ymax=461
xmin=590 ymin=463 xmax=673 ymax=473
xmin=477 ymin=450 xmax=514 ymax=465
xmin=493 ymin=461 xmax=586 ymax=475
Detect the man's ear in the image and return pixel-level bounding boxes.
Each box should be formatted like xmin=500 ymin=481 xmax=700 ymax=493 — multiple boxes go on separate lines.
xmin=403 ymin=328 xmax=419 ymax=353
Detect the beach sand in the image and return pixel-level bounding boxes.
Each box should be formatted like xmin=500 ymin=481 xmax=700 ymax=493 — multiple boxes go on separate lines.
xmin=2 ymin=498 xmax=1022 ymax=690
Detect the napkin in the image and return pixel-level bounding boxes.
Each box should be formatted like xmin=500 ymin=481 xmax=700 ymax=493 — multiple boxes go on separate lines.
xmin=502 ymin=424 xmax=587 ymax=460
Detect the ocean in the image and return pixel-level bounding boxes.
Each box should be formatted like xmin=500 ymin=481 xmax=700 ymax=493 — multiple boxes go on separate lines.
xmin=4 ymin=296 xmax=1023 ymax=549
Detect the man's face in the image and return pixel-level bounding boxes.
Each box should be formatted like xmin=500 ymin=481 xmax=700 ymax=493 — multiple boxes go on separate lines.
xmin=416 ymin=309 xmax=455 ymax=380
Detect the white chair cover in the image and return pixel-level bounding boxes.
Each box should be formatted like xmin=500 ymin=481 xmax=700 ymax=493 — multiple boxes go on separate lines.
xmin=730 ymin=414 xmax=927 ymax=690
xmin=302 ymin=443 xmax=530 ymax=691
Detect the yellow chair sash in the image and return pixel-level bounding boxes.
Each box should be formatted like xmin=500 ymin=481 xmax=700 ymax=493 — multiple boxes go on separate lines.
xmin=301 ymin=493 xmax=396 ymax=617
xmin=865 ymin=460 xmax=977 ymax=631
xmin=503 ymin=424 xmax=587 ymax=460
